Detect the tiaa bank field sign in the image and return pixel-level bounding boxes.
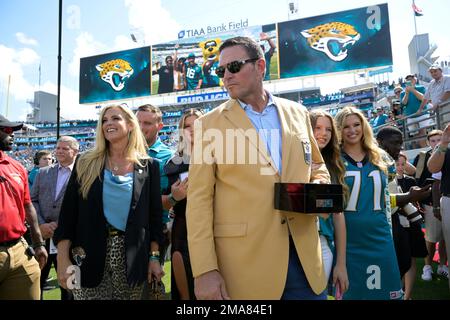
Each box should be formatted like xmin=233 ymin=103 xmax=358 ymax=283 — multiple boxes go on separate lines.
xmin=177 ymin=91 xmax=230 ymax=104
xmin=178 ymin=19 xmax=249 ymax=39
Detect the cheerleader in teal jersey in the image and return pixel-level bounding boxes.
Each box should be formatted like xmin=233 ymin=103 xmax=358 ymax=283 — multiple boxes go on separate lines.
xmin=335 ymin=106 xmax=403 ymax=300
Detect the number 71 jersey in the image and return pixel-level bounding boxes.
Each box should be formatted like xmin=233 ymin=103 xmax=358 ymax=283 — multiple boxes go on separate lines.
xmin=342 ymin=153 xmax=402 ymax=300
xmin=343 ymin=154 xmax=392 ymax=230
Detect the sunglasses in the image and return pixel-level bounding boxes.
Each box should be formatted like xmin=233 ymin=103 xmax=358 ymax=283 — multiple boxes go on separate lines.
xmin=216 ymin=57 xmax=259 ymax=78
xmin=0 ymin=127 xmax=14 ymax=135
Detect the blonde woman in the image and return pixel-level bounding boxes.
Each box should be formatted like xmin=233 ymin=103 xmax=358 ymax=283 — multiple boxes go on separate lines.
xmin=309 ymin=110 xmax=349 ymax=298
xmin=335 ymin=106 xmax=402 ymax=300
xmin=164 ymin=108 xmax=203 ymax=300
xmin=54 ymin=104 xmax=164 ymax=300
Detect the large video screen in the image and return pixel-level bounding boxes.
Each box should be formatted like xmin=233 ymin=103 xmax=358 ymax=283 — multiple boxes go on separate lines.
xmin=79 ymin=4 xmax=392 ymax=103
xmin=79 ymin=47 xmax=151 ymax=104
xmin=278 ymin=3 xmax=392 ymax=78
xmin=150 ymin=23 xmax=278 ymax=95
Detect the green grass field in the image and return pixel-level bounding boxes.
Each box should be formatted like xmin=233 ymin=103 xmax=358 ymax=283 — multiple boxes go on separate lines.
xmin=268 ymin=54 xmax=279 ymax=80
xmin=44 ymin=258 xmax=449 ymax=300
xmin=412 ymin=259 xmax=450 ymax=300
xmin=151 ymin=78 xmax=159 ymax=95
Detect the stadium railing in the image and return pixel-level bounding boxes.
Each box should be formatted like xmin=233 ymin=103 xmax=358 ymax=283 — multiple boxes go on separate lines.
xmin=374 ymin=100 xmax=450 ymax=150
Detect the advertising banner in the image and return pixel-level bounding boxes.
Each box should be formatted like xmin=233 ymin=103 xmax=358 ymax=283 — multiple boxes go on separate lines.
xmin=176 ymin=91 xmax=230 ymax=104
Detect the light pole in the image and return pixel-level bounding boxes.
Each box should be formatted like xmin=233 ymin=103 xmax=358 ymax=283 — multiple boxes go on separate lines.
xmin=57 ymin=0 xmax=62 ymax=139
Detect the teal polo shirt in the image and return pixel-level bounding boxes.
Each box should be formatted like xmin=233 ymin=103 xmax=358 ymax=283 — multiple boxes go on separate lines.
xmin=149 ymin=137 xmax=175 ymax=223
xmin=400 ymin=85 xmax=426 ymax=116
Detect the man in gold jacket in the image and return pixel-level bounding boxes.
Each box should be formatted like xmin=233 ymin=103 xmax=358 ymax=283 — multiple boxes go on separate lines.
xmin=186 ymin=36 xmax=330 ymax=300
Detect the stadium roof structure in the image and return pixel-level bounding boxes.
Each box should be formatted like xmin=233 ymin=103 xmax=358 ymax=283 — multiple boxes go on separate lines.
xmin=340 ymin=82 xmax=377 ymax=95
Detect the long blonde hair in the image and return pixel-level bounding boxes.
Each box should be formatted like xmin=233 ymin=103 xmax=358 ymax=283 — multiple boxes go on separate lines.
xmin=76 ymin=104 xmax=149 ymax=199
xmin=335 ymin=106 xmax=387 ymax=174
xmin=177 ymin=108 xmax=203 ymax=157
xmin=309 ymin=110 xmax=349 ymax=202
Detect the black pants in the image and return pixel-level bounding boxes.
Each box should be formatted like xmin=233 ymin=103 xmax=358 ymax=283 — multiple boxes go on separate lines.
xmin=39 ymin=240 xmax=72 ymax=300
xmin=392 ymin=213 xmax=412 ymax=279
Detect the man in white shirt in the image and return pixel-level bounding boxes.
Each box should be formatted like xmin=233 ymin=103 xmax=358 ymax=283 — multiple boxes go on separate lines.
xmin=417 ymin=64 xmax=450 ymax=114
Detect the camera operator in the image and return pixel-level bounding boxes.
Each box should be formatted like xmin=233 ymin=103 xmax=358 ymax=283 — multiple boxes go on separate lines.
xmin=394 ymin=152 xmax=428 ymax=299
xmin=376 ymin=126 xmax=430 ymax=299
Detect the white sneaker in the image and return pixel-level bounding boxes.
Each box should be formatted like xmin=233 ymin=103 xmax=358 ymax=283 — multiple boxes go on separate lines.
xmin=421 ymin=265 xmax=433 ymax=281
xmin=437 ymin=265 xmax=449 ymax=279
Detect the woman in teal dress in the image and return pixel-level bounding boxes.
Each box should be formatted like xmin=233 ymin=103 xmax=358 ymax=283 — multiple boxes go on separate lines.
xmin=335 ymin=106 xmax=403 ymax=300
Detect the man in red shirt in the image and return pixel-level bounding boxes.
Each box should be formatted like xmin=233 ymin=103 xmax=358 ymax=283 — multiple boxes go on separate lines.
xmin=0 ymin=115 xmax=48 ymax=299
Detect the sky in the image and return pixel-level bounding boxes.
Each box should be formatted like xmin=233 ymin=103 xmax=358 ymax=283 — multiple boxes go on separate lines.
xmin=0 ymin=0 xmax=449 ymax=121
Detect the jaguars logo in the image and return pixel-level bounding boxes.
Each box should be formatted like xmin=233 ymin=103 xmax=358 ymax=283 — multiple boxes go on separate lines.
xmin=301 ymin=22 xmax=360 ymax=62
xmin=95 ymin=59 xmax=134 ymax=91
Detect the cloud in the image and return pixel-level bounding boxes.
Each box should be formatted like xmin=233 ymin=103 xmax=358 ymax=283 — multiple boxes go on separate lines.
xmin=16 ymin=48 xmax=40 ymax=66
xmin=124 ymin=0 xmax=181 ymax=44
xmin=53 ymin=1 xmax=186 ymax=121
xmin=0 ymin=45 xmax=39 ymax=102
xmin=68 ymin=32 xmax=143 ymax=79
xmin=68 ymin=32 xmax=108 ymax=77
xmin=0 ymin=45 xmax=41 ymax=120
xmin=433 ymin=35 xmax=450 ymax=62
xmin=113 ymin=34 xmax=140 ymax=51
xmin=64 ymin=0 xmax=180 ymax=115
xmin=67 ymin=0 xmax=180 ymax=80
xmin=0 ymin=46 xmax=90 ymax=122
xmin=15 ymin=32 xmax=39 ymax=46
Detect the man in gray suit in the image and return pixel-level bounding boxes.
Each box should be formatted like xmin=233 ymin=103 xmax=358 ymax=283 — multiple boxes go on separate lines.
xmin=31 ymin=136 xmax=79 ymax=300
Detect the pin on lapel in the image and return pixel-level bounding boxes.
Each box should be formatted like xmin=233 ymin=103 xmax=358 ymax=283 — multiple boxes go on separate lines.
xmin=302 ymin=141 xmax=311 ymax=165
